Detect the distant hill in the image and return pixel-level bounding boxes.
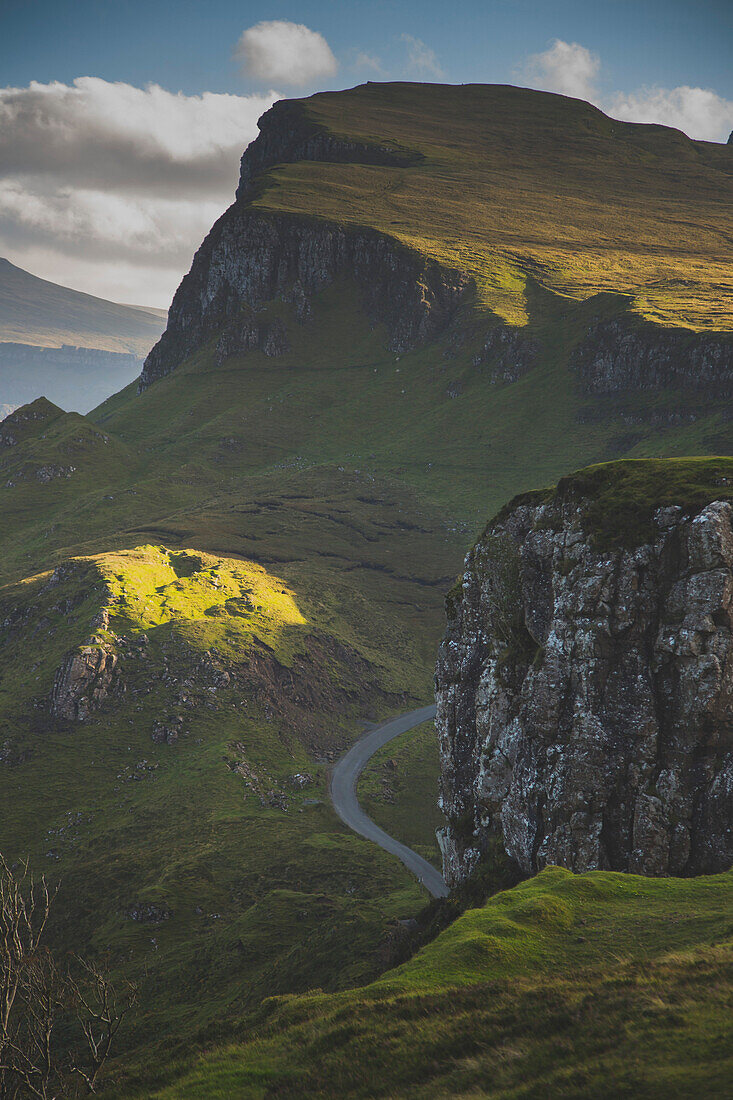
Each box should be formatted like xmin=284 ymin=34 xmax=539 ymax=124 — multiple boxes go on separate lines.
xmin=0 ymin=258 xmax=167 ymax=411
xmin=0 ymin=258 xmax=166 ymax=353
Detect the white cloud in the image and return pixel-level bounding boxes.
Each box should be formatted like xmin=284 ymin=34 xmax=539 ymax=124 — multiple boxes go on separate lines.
xmin=0 ymin=78 xmax=277 ymax=306
xmin=522 ymin=39 xmax=733 ymax=143
xmin=236 ymin=21 xmax=338 ymax=87
xmin=0 ymin=78 xmax=275 ymax=194
xmin=607 ymin=85 xmax=733 ymax=143
xmin=523 ymin=39 xmax=600 ymax=101
xmin=352 ymin=51 xmax=386 ymax=76
xmin=401 ymin=35 xmax=445 ymax=80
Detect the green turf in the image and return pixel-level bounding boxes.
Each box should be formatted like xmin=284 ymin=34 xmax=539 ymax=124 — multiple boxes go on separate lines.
xmin=148 ymin=865 xmax=733 ymax=1099
xmin=358 ymin=720 xmax=444 ymax=868
xmin=491 ymin=455 xmax=733 ymax=549
xmin=0 ymin=545 xmax=434 ymax=1092
xmin=250 ymin=83 xmax=733 ymax=331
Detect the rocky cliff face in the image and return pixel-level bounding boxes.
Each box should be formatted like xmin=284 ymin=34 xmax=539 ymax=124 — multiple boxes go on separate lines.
xmin=140 ymin=94 xmax=732 ymax=404
xmin=140 ymin=211 xmax=470 ymax=391
xmin=436 ymin=488 xmax=733 ymax=886
xmin=140 ymin=104 xmax=466 ymax=390
xmin=571 ymin=319 xmax=733 ymax=396
xmin=235 ymin=99 xmax=420 ymax=202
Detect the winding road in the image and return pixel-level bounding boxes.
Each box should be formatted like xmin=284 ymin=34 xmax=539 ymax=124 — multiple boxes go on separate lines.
xmin=329 ymin=705 xmax=449 ymax=898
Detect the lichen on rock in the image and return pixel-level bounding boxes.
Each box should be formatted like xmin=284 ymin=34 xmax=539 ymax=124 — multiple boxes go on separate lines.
xmin=437 ymin=484 xmax=733 ymax=886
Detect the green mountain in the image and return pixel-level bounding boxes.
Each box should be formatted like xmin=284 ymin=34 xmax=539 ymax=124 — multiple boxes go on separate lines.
xmin=0 ymin=83 xmax=731 ymax=1097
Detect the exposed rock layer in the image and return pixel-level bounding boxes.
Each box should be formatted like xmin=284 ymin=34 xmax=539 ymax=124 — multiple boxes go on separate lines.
xmin=572 ymin=319 xmax=733 ymax=396
xmin=140 ymin=95 xmax=732 ymax=407
xmin=436 ymin=493 xmax=733 ymax=886
xmin=140 ymin=100 xmax=464 ymax=390
xmin=51 ymin=645 xmax=118 ymax=721
xmin=235 ymin=99 xmax=420 ymax=202
xmin=139 ymin=208 xmax=470 ymax=389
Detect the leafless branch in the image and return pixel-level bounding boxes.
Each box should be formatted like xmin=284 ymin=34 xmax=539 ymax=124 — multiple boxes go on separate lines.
xmin=68 ymin=956 xmax=138 ymax=1094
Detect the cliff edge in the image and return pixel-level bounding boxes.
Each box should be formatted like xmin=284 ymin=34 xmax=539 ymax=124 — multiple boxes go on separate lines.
xmin=437 ymin=459 xmax=733 ymax=885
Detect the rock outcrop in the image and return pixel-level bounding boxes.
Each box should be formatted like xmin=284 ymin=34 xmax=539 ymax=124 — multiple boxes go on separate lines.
xmin=571 ymin=319 xmax=733 ymax=396
xmin=235 ymin=98 xmax=421 ymax=202
xmin=51 ymin=644 xmax=118 ymax=721
xmin=436 ymin=482 xmax=733 ymax=886
xmin=214 ymin=313 xmax=290 ymax=365
xmin=139 ymin=93 xmax=733 ymax=401
xmin=471 ymin=325 xmax=539 ymax=383
xmin=140 ymin=208 xmax=470 ymax=389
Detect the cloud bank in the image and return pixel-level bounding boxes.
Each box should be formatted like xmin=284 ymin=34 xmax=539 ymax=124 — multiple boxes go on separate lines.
xmin=606 ymin=85 xmax=733 ymax=144
xmin=236 ymin=21 xmax=338 ymax=87
xmin=523 ymin=38 xmax=733 ymax=143
xmin=524 ymin=40 xmax=600 ymax=102
xmin=0 ymin=78 xmax=277 ymax=306
xmin=400 ymin=35 xmax=446 ymax=80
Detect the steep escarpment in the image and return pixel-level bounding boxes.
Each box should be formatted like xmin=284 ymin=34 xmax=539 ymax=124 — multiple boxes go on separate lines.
xmin=572 ymin=318 xmax=733 ymax=396
xmin=141 ymin=82 xmax=733 ymax=415
xmin=235 ymin=98 xmax=421 ymax=201
xmin=139 ymin=96 xmax=467 ymax=390
xmin=436 ymin=459 xmax=733 ymax=886
xmin=140 ymin=208 xmax=470 ymax=389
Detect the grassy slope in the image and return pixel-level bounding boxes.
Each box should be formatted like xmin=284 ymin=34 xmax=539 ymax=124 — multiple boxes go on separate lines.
xmin=493 ymin=455 xmax=733 ymax=549
xmin=92 ymin=285 xmax=733 ymax=536
xmin=152 ymin=865 xmax=733 ymax=1099
xmin=254 ymin=83 xmax=733 ymax=331
xmin=0 ymin=257 xmax=166 ymax=353
xmin=1 ymin=85 xmax=732 ymax=1096
xmin=0 ymin=544 xmax=432 ymax=1091
xmin=358 ymin=720 xmax=443 ymax=868
xmin=2 ymin=263 xmax=732 ymax=1100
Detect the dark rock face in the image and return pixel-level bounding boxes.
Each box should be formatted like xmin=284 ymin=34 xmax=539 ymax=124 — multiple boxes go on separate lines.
xmin=51 ymin=645 xmax=118 ymax=721
xmin=571 ymin=319 xmax=733 ymax=396
xmin=140 ymin=207 xmax=470 ymax=390
xmin=214 ymin=314 xmax=290 ymax=365
xmin=139 ymin=99 xmax=468 ymax=390
xmin=471 ymin=325 xmax=538 ymax=383
xmin=235 ymin=99 xmax=421 ymax=202
xmin=436 ymin=495 xmax=733 ymax=886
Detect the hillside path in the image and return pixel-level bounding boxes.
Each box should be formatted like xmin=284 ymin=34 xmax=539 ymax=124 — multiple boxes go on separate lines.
xmin=329 ymin=705 xmax=449 ymax=898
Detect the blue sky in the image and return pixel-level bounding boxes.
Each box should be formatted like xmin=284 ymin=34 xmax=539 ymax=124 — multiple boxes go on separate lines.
xmin=0 ymin=0 xmax=731 ymax=305
xmin=2 ymin=0 xmax=732 ymax=97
